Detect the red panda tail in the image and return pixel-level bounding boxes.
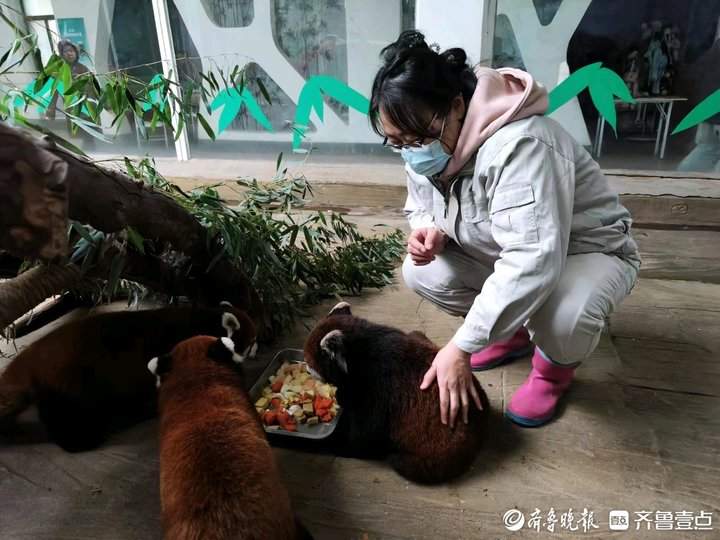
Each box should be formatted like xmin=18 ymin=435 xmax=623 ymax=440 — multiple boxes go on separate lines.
xmin=0 ymin=360 xmax=34 ymax=429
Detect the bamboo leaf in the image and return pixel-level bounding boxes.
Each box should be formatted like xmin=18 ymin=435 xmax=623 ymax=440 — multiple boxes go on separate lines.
xmin=315 ymin=76 xmax=370 ymax=113
xmin=672 ymin=88 xmax=720 ymax=135
xmin=547 ymin=62 xmax=602 ymax=115
xmin=588 ymin=80 xmax=617 ymax=133
xmin=108 ymin=253 xmax=126 ymax=296
xmin=197 ymin=112 xmax=216 ymax=140
xmin=256 ymin=77 xmax=272 ymax=105
xmin=0 ymin=47 xmax=11 ymax=68
xmin=71 ymin=221 xmax=96 ymax=244
xmin=174 ymin=113 xmax=185 ymax=141
xmin=125 ymin=226 xmax=146 ymax=254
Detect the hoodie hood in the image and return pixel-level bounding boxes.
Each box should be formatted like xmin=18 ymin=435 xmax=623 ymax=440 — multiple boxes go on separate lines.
xmin=57 ymin=39 xmax=80 ymax=63
xmin=441 ymin=67 xmax=548 ymax=179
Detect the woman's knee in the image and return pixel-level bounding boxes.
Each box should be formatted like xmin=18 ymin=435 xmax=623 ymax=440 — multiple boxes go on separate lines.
xmin=529 ymin=311 xmax=605 ymax=364
xmin=402 ymin=253 xmax=460 ymax=293
xmin=401 ymin=254 xmax=422 ymax=292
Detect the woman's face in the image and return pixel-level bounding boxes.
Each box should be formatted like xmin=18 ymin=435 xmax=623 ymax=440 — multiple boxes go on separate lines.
xmin=380 ymin=94 xmax=466 ymax=154
xmin=62 ymin=48 xmax=78 ymax=63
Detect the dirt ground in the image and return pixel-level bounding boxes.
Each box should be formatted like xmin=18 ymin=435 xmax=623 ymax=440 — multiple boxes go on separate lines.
xmin=1 ymin=267 xmax=718 ymax=539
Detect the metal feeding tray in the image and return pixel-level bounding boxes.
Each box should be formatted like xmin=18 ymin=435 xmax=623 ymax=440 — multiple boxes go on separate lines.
xmin=248 ymin=348 xmax=341 ymax=440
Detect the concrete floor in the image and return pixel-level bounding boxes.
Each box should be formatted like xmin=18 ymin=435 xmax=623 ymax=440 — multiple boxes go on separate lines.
xmin=1 ymin=269 xmax=718 ymax=539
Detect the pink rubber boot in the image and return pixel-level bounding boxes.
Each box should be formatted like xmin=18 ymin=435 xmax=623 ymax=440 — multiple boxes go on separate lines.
xmin=470 ymin=327 xmax=534 ymax=371
xmin=505 ymin=349 xmax=577 ymax=427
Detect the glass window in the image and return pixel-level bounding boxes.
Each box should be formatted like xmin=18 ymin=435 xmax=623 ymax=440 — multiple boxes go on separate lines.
xmin=167 ymin=0 xmax=414 ymax=162
xmin=494 ymin=0 xmax=720 ymax=175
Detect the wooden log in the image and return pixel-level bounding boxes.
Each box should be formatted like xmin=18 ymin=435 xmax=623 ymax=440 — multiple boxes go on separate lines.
xmin=0 ymin=123 xmax=266 ymax=333
xmin=634 ymin=227 xmax=720 ymax=283
xmin=0 ymin=129 xmax=69 ymax=260
xmin=621 ymin=195 xmax=720 ymax=229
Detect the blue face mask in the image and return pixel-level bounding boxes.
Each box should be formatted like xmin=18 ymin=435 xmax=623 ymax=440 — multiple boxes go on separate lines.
xmin=400 ymin=139 xmax=452 ymax=177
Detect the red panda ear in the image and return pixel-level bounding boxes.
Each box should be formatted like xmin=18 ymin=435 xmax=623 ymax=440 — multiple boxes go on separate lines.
xmin=208 ymin=337 xmax=245 ymax=365
xmin=222 ymin=312 xmax=241 ymax=337
xmin=320 ymin=329 xmax=347 ymax=373
xmin=148 ymin=353 xmax=171 ymax=376
xmin=329 ymin=301 xmax=352 ymax=317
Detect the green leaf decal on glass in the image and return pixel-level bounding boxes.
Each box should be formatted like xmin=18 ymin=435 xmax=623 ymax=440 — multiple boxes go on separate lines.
xmin=210 ymin=86 xmax=273 ymax=134
xmin=292 ymin=75 xmax=370 ymax=150
xmin=547 ymin=62 xmax=634 ymax=133
xmin=142 ymin=73 xmax=167 ymax=113
xmin=672 ymin=89 xmax=720 ymax=135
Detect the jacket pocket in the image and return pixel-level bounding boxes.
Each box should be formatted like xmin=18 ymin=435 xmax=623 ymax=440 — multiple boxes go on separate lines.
xmin=461 ymin=180 xmax=490 ymax=223
xmin=489 ymin=184 xmax=539 ymax=245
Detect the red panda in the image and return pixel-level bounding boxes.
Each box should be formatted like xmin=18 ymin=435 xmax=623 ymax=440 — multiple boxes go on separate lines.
xmin=0 ymin=303 xmax=257 ymax=452
xmin=150 ymin=335 xmax=311 ymax=540
xmin=303 ymin=302 xmax=490 ymax=484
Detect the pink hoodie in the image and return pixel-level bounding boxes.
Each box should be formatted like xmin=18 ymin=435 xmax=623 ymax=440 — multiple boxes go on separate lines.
xmin=441 ymin=66 xmax=549 ymax=179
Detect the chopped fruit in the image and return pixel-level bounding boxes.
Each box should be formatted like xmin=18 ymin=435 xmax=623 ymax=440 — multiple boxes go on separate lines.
xmin=257 ymin=361 xmax=340 ymax=432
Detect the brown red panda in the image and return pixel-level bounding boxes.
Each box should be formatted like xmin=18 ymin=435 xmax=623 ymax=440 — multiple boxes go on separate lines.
xmin=0 ymin=303 xmax=257 ymax=452
xmin=303 ymin=302 xmax=490 ymax=484
xmin=150 ymin=335 xmax=311 ymax=540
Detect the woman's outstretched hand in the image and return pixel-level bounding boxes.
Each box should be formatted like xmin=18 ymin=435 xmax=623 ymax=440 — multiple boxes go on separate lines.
xmin=420 ymin=341 xmax=483 ymax=428
xmin=407 ymin=227 xmax=447 ymax=266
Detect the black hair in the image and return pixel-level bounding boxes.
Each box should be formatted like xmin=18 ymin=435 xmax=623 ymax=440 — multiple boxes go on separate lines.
xmin=369 ymin=30 xmax=477 ymax=140
xmin=57 ymin=39 xmax=80 ymax=58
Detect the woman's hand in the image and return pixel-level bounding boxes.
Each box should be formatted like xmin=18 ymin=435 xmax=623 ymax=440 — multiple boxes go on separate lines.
xmin=420 ymin=341 xmax=483 ymax=428
xmin=407 ymin=227 xmax=448 ymax=266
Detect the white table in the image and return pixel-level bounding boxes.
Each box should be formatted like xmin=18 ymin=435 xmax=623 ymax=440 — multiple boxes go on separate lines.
xmin=592 ymin=96 xmax=687 ymax=159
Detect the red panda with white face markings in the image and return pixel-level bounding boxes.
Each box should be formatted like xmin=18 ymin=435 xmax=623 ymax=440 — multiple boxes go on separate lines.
xmin=304 ymin=302 xmax=490 ymax=484
xmin=0 ymin=304 xmax=257 ymax=452
xmin=150 ymin=335 xmax=312 ymax=540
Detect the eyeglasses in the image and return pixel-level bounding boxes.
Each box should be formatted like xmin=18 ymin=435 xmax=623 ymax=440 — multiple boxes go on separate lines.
xmin=382 ymin=113 xmax=446 ymax=151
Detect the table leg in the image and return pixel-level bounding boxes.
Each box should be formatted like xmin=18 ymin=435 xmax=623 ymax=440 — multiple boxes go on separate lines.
xmin=654 ymin=103 xmax=664 ymax=157
xmin=593 ymin=117 xmax=600 ymax=156
xmin=660 ymin=101 xmax=674 ymax=159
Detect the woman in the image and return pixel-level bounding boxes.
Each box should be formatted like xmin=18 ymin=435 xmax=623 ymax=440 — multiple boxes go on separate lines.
xmin=370 ymin=31 xmax=640 ymax=428
xmin=46 ymin=39 xmax=91 ymax=120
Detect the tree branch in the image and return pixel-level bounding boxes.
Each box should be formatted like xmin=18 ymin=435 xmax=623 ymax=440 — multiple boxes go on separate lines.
xmin=0 ymin=122 xmax=266 ymax=333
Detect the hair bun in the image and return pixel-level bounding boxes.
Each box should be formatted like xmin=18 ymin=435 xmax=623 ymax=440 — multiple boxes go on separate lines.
xmin=397 ymin=30 xmax=429 ymax=51
xmin=440 ymin=48 xmax=468 ymax=71
xmin=380 ymin=30 xmax=430 ymax=65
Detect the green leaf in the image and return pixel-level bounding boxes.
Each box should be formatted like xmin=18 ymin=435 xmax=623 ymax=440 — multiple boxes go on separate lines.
xmin=59 ymin=62 xmax=72 ymax=93
xmin=71 ymin=221 xmax=96 ymax=244
xmin=197 ymin=112 xmax=216 ymax=140
xmin=547 ymin=62 xmax=602 ymax=115
xmin=256 ymin=77 xmax=272 ymax=105
xmin=291 ymin=75 xmax=371 ymax=150
xmin=0 ymin=47 xmax=11 ymax=68
xmin=174 ymin=113 xmax=185 ymax=141
xmin=210 ymin=87 xmax=273 ymax=134
xmin=598 ymin=67 xmax=634 ymax=104
xmin=124 ymin=157 xmax=138 ymax=178
xmin=125 ymin=226 xmax=146 ymax=254
xmin=588 ymin=82 xmax=617 ymax=133
xmin=125 ymin=88 xmax=137 ymax=111
xmin=107 ymin=253 xmax=126 ymax=297
xmin=672 ymin=88 xmax=720 ymax=135
xmin=315 ymin=76 xmax=370 ymax=113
